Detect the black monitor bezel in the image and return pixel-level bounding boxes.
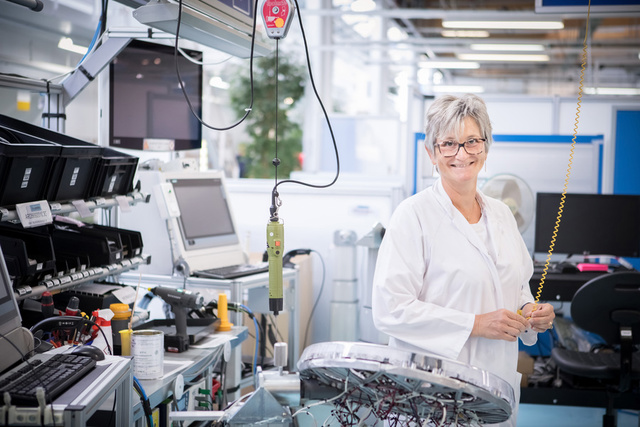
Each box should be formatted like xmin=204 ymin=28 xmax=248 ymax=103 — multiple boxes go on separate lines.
xmin=108 ymin=39 xmax=203 ymax=151
xmin=534 ymin=192 xmax=640 ymax=258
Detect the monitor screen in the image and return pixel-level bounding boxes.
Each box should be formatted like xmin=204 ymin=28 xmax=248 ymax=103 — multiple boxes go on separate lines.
xmin=0 ymin=247 xmax=21 ymax=338
xmin=109 ymin=39 xmax=203 ymax=151
xmin=534 ymin=192 xmax=640 ymax=258
xmin=169 ymin=177 xmax=239 ymax=251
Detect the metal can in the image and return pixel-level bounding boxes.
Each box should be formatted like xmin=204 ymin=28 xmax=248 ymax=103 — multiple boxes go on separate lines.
xmin=131 ymin=329 xmax=164 ymax=379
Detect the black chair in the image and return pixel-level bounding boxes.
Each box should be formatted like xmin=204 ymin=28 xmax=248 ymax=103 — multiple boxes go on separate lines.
xmin=551 ymin=271 xmax=640 ymax=427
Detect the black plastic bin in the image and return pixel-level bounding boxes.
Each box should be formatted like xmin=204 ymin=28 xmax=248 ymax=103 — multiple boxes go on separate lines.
xmin=0 ymin=137 xmax=60 ymax=208
xmin=51 ymin=224 xmax=124 ymax=267
xmin=0 ymin=114 xmax=104 ymax=203
xmin=91 ymin=147 xmax=138 ymax=198
xmin=91 ymin=224 xmax=143 ymax=259
xmin=0 ymin=224 xmax=57 ymax=286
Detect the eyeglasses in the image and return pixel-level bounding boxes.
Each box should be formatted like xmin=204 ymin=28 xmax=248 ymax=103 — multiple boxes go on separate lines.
xmin=435 ymin=138 xmax=486 ymax=157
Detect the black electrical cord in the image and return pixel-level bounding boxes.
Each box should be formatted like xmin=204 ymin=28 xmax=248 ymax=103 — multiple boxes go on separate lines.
xmin=132 ymin=377 xmax=153 ymax=427
xmin=0 ymin=331 xmax=57 ymax=427
xmin=174 ymin=0 xmax=257 ymax=131
xmin=29 ymin=316 xmax=113 ymax=356
xmin=268 ymin=0 xmax=341 ymax=219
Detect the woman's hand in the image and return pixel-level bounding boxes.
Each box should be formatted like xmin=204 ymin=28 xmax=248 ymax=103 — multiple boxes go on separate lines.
xmin=521 ymin=303 xmax=556 ymax=333
xmin=471 ymin=309 xmax=529 ymax=341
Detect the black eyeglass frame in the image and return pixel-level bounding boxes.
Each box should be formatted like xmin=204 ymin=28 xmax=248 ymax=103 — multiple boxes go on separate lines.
xmin=435 ymin=138 xmax=487 ymax=157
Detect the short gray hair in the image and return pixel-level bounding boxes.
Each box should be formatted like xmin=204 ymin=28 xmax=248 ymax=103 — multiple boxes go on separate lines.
xmin=424 ymin=94 xmax=493 ymax=156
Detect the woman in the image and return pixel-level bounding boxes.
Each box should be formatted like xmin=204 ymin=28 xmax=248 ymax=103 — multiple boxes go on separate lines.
xmin=372 ymin=94 xmax=555 ymax=426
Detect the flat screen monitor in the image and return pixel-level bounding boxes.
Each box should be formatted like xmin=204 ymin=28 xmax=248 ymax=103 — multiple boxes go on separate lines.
xmin=169 ymin=176 xmax=239 ymax=251
xmin=0 ymin=247 xmax=21 ymax=338
xmin=534 ymin=192 xmax=640 ymax=258
xmin=109 ymin=39 xmax=203 ymax=151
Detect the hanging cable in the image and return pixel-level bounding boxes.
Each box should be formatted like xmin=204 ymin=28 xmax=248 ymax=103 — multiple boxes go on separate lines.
xmin=174 ymin=0 xmax=257 ymax=131
xmin=535 ymin=0 xmax=592 ymax=306
xmin=268 ymin=0 xmax=341 ymax=218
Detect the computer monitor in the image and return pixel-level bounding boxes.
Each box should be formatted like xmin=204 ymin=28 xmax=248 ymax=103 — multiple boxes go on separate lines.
xmin=0 ymin=246 xmax=34 ymax=373
xmin=118 ymin=170 xmax=247 ymax=275
xmin=109 ymin=39 xmax=203 ymax=151
xmin=534 ymin=192 xmax=640 ymax=258
xmin=170 ymin=175 xmax=238 ymax=251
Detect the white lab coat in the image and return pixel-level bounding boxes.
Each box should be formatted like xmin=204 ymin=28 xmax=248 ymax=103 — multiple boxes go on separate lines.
xmin=372 ymin=178 xmax=537 ymax=426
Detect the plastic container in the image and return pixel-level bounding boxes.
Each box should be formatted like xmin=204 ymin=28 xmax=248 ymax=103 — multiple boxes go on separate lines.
xmin=91 ymin=147 xmax=139 ymax=197
xmin=0 ymin=114 xmax=103 ymax=204
xmin=110 ymin=303 xmax=132 ymax=355
xmin=0 ymin=135 xmax=60 ymax=207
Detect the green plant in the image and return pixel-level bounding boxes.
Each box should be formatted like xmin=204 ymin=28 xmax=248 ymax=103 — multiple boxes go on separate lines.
xmin=229 ymin=52 xmax=306 ymax=178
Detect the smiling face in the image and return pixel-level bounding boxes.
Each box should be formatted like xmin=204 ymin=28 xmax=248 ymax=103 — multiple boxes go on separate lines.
xmin=428 ymin=116 xmax=487 ymax=189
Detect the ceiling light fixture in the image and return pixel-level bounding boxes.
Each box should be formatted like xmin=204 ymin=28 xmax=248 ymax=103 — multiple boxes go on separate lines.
xmin=470 ymin=44 xmax=545 ymax=51
xmin=350 ymin=0 xmax=376 ymax=12
xmin=441 ymin=30 xmax=490 ymax=38
xmin=457 ymin=53 xmax=550 ymax=62
xmin=443 ymin=20 xmax=564 ymax=30
xmin=432 ymin=85 xmax=485 ymax=93
xmin=585 ymin=87 xmax=640 ymax=96
xmin=57 ymin=37 xmax=88 ymax=55
xmin=419 ymin=61 xmax=480 ymax=69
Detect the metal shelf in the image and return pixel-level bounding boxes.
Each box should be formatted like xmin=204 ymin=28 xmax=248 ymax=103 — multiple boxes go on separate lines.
xmin=0 ymin=191 xmax=150 ymax=223
xmin=14 ymin=255 xmax=151 ymax=300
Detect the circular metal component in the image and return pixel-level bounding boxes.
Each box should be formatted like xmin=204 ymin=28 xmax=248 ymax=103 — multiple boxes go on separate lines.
xmin=297 ymin=342 xmax=514 ymax=426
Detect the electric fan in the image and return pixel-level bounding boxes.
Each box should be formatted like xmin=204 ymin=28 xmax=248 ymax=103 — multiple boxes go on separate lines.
xmin=481 ymin=173 xmax=534 ymax=233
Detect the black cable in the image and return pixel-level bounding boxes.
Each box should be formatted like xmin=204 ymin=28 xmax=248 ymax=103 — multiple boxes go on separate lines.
xmin=132 ymin=378 xmax=153 ymax=427
xmin=274 ymin=38 xmax=280 ymax=187
xmin=29 ymin=316 xmax=113 ymax=356
xmin=174 ymin=0 xmax=257 ymax=131
xmin=268 ymin=0 xmax=340 ymax=218
xmin=0 ymin=331 xmax=57 ymax=427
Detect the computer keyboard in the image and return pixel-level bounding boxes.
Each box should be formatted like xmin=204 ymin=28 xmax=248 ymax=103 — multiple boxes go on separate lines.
xmin=0 ymin=353 xmax=96 ymax=406
xmin=193 ymin=263 xmax=269 ymax=279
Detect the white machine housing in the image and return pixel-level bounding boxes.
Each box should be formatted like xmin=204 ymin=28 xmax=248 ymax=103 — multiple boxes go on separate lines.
xmin=119 ymin=169 xmax=247 ymax=275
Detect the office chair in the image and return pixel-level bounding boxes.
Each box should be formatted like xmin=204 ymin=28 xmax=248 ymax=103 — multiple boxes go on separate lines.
xmin=551 ymin=271 xmax=640 ymax=427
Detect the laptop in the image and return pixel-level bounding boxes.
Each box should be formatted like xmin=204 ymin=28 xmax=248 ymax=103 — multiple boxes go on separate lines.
xmin=119 ymin=170 xmax=267 ymax=279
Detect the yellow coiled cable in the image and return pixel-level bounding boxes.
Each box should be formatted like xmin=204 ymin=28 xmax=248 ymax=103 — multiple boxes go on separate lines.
xmin=535 ymin=0 xmax=592 ymax=308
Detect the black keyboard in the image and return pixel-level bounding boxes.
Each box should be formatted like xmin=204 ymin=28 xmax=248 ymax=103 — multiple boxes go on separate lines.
xmin=193 ymin=263 xmax=269 ymax=279
xmin=0 ymin=353 xmax=96 ymax=406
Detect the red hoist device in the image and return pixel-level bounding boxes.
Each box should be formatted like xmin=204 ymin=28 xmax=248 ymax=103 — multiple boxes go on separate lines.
xmin=261 ymin=0 xmax=296 ymax=39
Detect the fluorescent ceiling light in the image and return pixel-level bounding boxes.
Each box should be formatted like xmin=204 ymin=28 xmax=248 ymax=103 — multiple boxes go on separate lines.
xmin=432 ymin=85 xmax=485 ymax=93
xmin=457 ymin=53 xmax=550 ymax=62
xmin=442 ymin=30 xmax=490 ymax=38
xmin=350 ymin=0 xmax=376 ymax=12
xmin=470 ymin=44 xmax=545 ymax=51
xmin=419 ymin=61 xmax=480 ymax=69
xmin=58 ymin=37 xmax=88 ymax=55
xmin=443 ymin=21 xmax=564 ymax=30
xmin=585 ymin=87 xmax=640 ymax=96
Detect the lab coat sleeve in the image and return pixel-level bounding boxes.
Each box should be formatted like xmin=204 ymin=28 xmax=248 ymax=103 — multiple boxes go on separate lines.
xmin=372 ymin=201 xmax=475 ymax=361
xmin=514 ymin=216 xmax=538 ymax=347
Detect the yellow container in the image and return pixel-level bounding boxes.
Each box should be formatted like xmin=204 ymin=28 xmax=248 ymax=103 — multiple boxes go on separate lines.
xmin=119 ymin=329 xmax=132 ymax=356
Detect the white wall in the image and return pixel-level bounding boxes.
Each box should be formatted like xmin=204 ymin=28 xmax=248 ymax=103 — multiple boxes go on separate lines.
xmin=225 ymin=175 xmax=405 ymax=345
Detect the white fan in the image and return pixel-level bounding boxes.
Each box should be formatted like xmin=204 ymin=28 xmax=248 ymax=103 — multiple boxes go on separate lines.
xmin=481 ymin=173 xmax=534 ymax=233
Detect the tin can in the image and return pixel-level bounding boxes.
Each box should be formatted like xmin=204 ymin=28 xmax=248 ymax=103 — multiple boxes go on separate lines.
xmin=131 ymin=330 xmax=164 ymax=379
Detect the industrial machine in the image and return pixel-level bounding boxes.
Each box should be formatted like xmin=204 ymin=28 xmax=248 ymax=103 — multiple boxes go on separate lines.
xmin=167 ymin=341 xmax=516 ymax=426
